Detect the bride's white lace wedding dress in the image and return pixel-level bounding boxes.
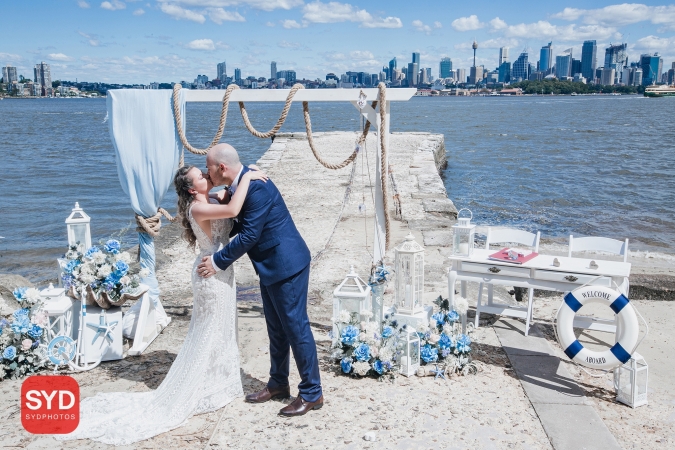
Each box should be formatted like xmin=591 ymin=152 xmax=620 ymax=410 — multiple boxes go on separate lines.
xmin=59 ymin=204 xmax=243 ymax=445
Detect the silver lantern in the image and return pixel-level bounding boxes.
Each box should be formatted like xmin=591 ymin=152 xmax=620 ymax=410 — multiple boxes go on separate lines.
xmin=452 ymin=208 xmax=476 ymax=258
xmin=614 ymin=352 xmax=648 ymax=408
xmin=398 ymin=327 xmax=420 ymax=377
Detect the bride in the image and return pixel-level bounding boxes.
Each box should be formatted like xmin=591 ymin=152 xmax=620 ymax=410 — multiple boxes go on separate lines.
xmin=59 ymin=164 xmax=268 ymax=445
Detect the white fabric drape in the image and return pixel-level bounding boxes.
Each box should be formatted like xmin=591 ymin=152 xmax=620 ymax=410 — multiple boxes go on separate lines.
xmin=106 ymin=89 xmax=185 ymax=332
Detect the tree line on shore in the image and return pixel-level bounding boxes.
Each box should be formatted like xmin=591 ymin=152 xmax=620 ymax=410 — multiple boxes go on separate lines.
xmin=504 ymin=79 xmax=645 ymax=95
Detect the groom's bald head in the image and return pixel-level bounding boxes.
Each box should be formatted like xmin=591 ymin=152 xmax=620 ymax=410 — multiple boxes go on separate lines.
xmin=206 ymin=143 xmax=243 ymax=186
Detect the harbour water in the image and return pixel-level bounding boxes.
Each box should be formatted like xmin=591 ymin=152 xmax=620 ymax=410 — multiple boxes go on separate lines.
xmin=1 ymin=95 xmax=673 ymax=283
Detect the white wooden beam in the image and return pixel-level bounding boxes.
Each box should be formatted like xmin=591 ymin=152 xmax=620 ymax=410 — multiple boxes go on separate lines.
xmin=183 ymin=88 xmax=416 ymax=102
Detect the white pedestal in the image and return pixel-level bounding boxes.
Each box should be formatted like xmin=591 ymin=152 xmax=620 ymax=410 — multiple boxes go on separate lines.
xmin=392 ymin=305 xmax=432 ymax=330
xmin=80 ymin=305 xmax=123 ymax=363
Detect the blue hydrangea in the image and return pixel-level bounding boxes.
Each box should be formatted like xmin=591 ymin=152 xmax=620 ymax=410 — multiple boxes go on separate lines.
xmin=84 ymin=246 xmax=101 ymax=258
xmin=11 ymin=315 xmax=31 ymax=335
xmin=340 ymin=357 xmax=352 ymax=374
xmin=441 ymin=348 xmax=452 ymax=358
xmin=456 ymin=334 xmax=472 ymax=353
xmin=2 ymin=346 xmax=17 ymax=360
xmin=381 ymin=326 xmax=393 ymax=339
xmin=353 ymin=343 xmax=371 ymax=362
xmin=63 ymin=259 xmax=81 ymax=274
xmin=431 ymin=312 xmax=446 ymax=325
xmin=447 ymin=310 xmax=460 ymax=323
xmin=420 ymin=344 xmax=439 ymax=363
xmin=13 ymin=308 xmax=30 ymax=320
xmin=104 ymin=239 xmax=121 ymax=254
xmin=114 ymin=260 xmax=129 ymax=277
xmin=438 ymin=333 xmax=454 ymax=350
xmin=340 ymin=325 xmax=359 ymax=346
xmin=372 ymin=359 xmax=384 ymax=374
xmin=12 ymin=287 xmax=27 ymax=301
xmin=61 ymin=273 xmax=75 ymax=289
xmin=27 ymin=324 xmax=43 ymax=339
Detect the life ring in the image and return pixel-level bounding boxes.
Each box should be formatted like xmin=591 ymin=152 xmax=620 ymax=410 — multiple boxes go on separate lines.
xmin=556 ymin=286 xmax=639 ymax=370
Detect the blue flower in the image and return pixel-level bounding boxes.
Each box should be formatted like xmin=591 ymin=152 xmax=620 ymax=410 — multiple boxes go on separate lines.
xmin=372 ymin=359 xmax=384 ymax=374
xmin=340 ymin=325 xmax=359 ymax=346
xmin=11 ymin=315 xmax=31 ymax=335
xmin=61 ymin=273 xmax=75 ymax=289
xmin=438 ymin=333 xmax=454 ymax=350
xmin=431 ymin=312 xmax=446 ymax=325
xmin=420 ymin=344 xmax=439 ymax=363
xmin=391 ymin=320 xmax=398 ymax=329
xmin=63 ymin=259 xmax=81 ymax=274
xmin=114 ymin=260 xmax=129 ymax=276
xmin=12 ymin=287 xmax=27 ymax=301
xmin=340 ymin=357 xmax=353 ymax=374
xmin=456 ymin=334 xmax=472 ymax=353
xmin=353 ymin=343 xmax=371 ymax=361
xmin=381 ymin=326 xmax=393 ymax=339
xmin=2 ymin=346 xmax=17 ymax=360
xmin=441 ymin=348 xmax=452 ymax=358
xmin=447 ymin=310 xmax=460 ymax=323
xmin=104 ymin=239 xmax=121 ymax=254
xmin=84 ymin=246 xmax=101 ymax=258
xmin=13 ymin=308 xmax=30 ymax=320
xmin=27 ymin=324 xmax=43 ymax=339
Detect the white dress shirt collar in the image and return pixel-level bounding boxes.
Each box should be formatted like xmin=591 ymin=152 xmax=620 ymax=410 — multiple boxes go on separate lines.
xmin=229 ymin=165 xmax=244 ymax=193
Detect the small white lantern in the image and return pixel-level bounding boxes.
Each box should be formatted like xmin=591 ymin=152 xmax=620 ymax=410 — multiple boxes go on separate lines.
xmin=40 ymin=283 xmax=74 ymax=340
xmin=394 ymin=233 xmax=424 ymax=315
xmin=614 ymin=352 xmax=648 ymax=408
xmin=333 ymin=266 xmax=371 ymax=338
xmin=65 ymin=202 xmax=91 ymax=252
xmin=398 ymin=327 xmax=420 ymax=377
xmin=452 ymin=208 xmax=476 ymax=258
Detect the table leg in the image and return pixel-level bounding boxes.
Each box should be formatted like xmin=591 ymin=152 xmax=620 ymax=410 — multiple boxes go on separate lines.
xmin=448 ymin=269 xmax=457 ymax=311
xmin=460 ymin=280 xmax=467 ymax=298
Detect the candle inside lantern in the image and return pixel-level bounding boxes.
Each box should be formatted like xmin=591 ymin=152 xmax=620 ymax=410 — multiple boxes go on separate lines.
xmin=459 ymin=243 xmax=469 ymax=254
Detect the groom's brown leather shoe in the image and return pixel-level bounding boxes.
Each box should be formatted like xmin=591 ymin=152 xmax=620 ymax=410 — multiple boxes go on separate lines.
xmin=278 ymin=395 xmax=323 ymax=417
xmin=245 ymin=386 xmax=291 ymax=403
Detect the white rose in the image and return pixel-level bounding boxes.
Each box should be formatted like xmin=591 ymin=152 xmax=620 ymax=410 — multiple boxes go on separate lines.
xmin=119 ymin=252 xmax=132 ymax=264
xmin=97 ymin=264 xmax=112 ymax=278
xmin=25 ymin=288 xmax=41 ymax=304
xmin=429 ymin=333 xmax=441 ymax=344
xmin=119 ymin=276 xmax=131 ymax=286
xmin=359 ymin=332 xmax=368 ymax=342
xmin=454 ymin=296 xmax=469 ymax=316
xmin=352 ymin=361 xmax=370 ymax=376
xmin=370 ymin=346 xmax=379 ymax=358
xmin=139 ymin=268 xmax=150 ymax=279
xmin=80 ymin=263 xmax=94 ymax=275
xmin=442 ymin=323 xmax=453 ymax=334
xmin=379 ymin=348 xmax=393 ymax=362
xmin=429 ymin=319 xmax=438 ymax=329
xmin=93 ymin=253 xmax=106 ymax=264
xmin=80 ymin=274 xmax=96 ymax=284
xmin=338 ymin=310 xmax=351 ymax=323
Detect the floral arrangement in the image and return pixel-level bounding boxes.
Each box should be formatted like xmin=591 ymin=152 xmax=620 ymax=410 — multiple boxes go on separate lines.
xmin=60 ymin=240 xmax=148 ymax=301
xmin=331 ymin=310 xmax=400 ymax=379
xmin=0 ymin=288 xmax=49 ymax=380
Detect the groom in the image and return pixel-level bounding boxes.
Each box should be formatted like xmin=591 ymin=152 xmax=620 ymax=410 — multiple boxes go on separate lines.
xmin=197 ymin=143 xmax=323 ymax=417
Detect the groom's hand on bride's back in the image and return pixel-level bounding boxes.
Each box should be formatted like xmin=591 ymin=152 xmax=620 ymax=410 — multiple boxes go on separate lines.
xmin=197 ymin=256 xmax=217 ymax=278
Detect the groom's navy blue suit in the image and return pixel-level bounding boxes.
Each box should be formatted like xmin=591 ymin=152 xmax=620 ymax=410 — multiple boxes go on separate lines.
xmin=212 ymin=166 xmax=322 ymax=402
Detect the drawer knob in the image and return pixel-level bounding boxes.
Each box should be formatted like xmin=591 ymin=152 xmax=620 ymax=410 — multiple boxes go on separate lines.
xmin=565 ymin=275 xmax=578 ymax=282
xmin=488 ymin=266 xmax=501 ymax=273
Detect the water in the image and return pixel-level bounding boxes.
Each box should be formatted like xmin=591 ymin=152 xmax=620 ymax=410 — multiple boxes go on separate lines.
xmin=1 ymin=95 xmax=673 ymax=283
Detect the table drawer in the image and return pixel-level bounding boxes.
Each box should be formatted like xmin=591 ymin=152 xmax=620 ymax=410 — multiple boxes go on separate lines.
xmin=532 ymin=269 xmax=612 ymax=286
xmin=460 ymin=262 xmax=531 ymax=278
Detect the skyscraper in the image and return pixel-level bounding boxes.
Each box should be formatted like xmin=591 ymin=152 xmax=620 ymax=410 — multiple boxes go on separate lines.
xmin=439 ymin=57 xmax=452 ymax=78
xmin=555 ymin=51 xmax=572 ymax=79
xmin=33 ymin=62 xmax=51 ymax=96
xmin=581 ymin=40 xmax=597 ymax=82
xmin=604 ymin=44 xmax=628 ymax=84
xmin=455 ymin=68 xmax=466 ymax=83
xmin=234 ymin=68 xmax=241 ymax=82
xmin=512 ymin=52 xmax=529 ymax=81
xmin=2 ymin=65 xmax=18 ymax=86
xmin=217 ymin=61 xmax=227 ymax=81
xmin=472 ymin=41 xmax=478 ymax=67
xmin=539 ymin=42 xmax=553 ymax=73
xmin=388 ymin=57 xmax=397 ymax=81
xmin=412 ymin=52 xmax=420 ymax=65
xmin=571 ymin=59 xmax=581 ymax=77
xmin=407 ymin=62 xmax=418 ymax=86
xmin=499 ymin=47 xmax=509 ymax=65
xmin=270 ymin=61 xmax=277 ymax=80
xmin=640 ymin=53 xmax=663 ymax=85
xmin=498 ymin=62 xmax=511 ymax=83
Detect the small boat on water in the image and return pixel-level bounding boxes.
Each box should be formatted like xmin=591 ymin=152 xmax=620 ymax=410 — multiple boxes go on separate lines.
xmin=644 ymin=85 xmax=675 ymax=97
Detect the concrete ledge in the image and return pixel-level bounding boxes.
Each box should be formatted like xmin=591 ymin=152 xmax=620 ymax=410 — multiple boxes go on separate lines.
xmin=535 ymin=404 xmax=622 ymax=450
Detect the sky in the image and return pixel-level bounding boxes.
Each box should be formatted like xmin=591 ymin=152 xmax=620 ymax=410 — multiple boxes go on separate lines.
xmin=2 ymin=1 xmax=675 ymax=84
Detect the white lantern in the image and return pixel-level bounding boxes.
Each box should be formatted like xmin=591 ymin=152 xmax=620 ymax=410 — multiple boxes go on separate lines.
xmin=398 ymin=327 xmax=420 ymax=377
xmin=614 ymin=352 xmax=648 ymax=408
xmin=40 ymin=283 xmax=74 ymax=340
xmin=65 ymin=202 xmax=91 ymax=252
xmin=452 ymin=208 xmax=476 ymax=258
xmin=394 ymin=233 xmax=424 ymax=315
xmin=332 ymin=266 xmax=371 ymax=338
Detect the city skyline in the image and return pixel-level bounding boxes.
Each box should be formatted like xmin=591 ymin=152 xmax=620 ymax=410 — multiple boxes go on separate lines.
xmin=1 ymin=1 xmax=675 ymax=84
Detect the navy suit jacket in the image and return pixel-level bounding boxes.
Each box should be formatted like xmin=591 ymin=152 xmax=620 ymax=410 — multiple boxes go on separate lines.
xmin=212 ymin=166 xmax=311 ymax=286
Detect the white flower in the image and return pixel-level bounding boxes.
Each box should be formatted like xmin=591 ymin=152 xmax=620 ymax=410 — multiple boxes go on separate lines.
xmin=80 ymin=274 xmax=96 ymax=284
xmin=379 ymin=348 xmax=393 ymax=363
xmin=97 ymin=264 xmax=112 ymax=278
xmin=139 ymin=268 xmax=150 ymax=279
xmin=454 ymin=296 xmax=469 ymax=316
xmin=31 ymin=311 xmax=49 ymax=327
xmin=429 ymin=318 xmax=438 ymax=329
xmin=442 ymin=323 xmax=453 ymax=334
xmin=21 ymin=339 xmax=32 ymax=351
xmin=365 ymin=322 xmax=379 ymax=335
xmin=80 ymin=263 xmax=94 ymax=275
xmin=120 ymin=276 xmax=131 ymax=286
xmin=352 ymin=361 xmax=371 ymax=376
xmin=359 ymin=332 xmax=368 ymax=342
xmin=429 ymin=333 xmax=441 ymax=344
xmin=418 ymin=322 xmax=429 ymax=333
xmin=338 ymin=310 xmax=351 ymax=323
xmin=370 ymin=346 xmax=379 ymax=358
xmin=24 ymin=288 xmax=41 ymax=305
xmin=93 ymin=252 xmax=106 ymax=264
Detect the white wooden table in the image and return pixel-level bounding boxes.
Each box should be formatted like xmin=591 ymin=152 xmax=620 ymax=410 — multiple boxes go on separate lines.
xmin=448 ymin=249 xmax=631 ymax=335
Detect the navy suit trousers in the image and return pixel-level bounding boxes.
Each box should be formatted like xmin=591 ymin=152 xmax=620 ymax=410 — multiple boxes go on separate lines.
xmin=259 ymin=263 xmax=322 ymax=402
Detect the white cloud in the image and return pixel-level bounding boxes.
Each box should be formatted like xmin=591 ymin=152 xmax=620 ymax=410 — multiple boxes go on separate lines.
xmin=632 ymin=35 xmax=675 ymax=54
xmin=282 ymin=19 xmax=305 ymax=28
xmin=412 ymin=20 xmax=432 ymax=34
xmin=78 ymin=1 xmax=90 ymax=8
xmin=302 ymin=1 xmax=402 ymax=28
xmin=278 ymin=40 xmax=301 ymax=49
xmin=265 ymin=21 xmax=275 ymax=27
xmin=0 ymin=52 xmax=23 ymax=62
xmin=78 ymin=31 xmax=100 ymax=46
xmin=451 ymin=15 xmax=484 ymax=31
xmin=155 ymin=0 xmax=303 ymax=13
xmin=434 ymin=21 xmax=442 ymax=29
xmin=454 ymin=37 xmax=520 ymax=50
xmin=186 ymin=39 xmax=215 ymax=50
xmin=133 ymin=8 xmax=145 ymax=15
xmin=48 ymin=53 xmax=75 ymax=61
xmin=489 ymin=18 xmax=619 ymax=42
xmin=350 ymin=50 xmax=374 ymax=60
xmin=100 ymin=0 xmax=125 ymax=11
xmin=208 ymin=8 xmax=245 ymax=23
xmin=160 ymin=3 xmax=206 ymax=23
xmin=490 ymin=17 xmax=507 ymax=30
xmin=552 ymin=4 xmax=675 ymax=28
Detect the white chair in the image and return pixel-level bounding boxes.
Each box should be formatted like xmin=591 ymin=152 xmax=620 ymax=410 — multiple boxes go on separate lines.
xmin=475 ymin=227 xmax=541 ymax=335
xmin=568 ymin=235 xmax=629 ymax=334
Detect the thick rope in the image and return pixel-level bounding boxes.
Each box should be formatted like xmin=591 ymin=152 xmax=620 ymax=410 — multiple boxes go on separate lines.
xmin=238 ymin=83 xmax=304 ymax=138
xmin=135 ymin=208 xmax=176 ymax=237
xmin=377 ymin=83 xmax=390 ymax=250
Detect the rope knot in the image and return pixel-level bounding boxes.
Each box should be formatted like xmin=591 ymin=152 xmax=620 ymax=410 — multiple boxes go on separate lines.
xmin=135 ymin=208 xmax=176 ymax=237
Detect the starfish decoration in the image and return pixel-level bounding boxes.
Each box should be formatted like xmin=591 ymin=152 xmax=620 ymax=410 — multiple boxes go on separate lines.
xmin=430 ymin=364 xmax=446 ymax=380
xmin=86 ymin=313 xmax=119 ymax=345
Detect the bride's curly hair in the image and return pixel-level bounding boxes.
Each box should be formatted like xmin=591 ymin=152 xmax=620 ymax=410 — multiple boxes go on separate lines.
xmin=173 ymin=165 xmax=197 ymax=250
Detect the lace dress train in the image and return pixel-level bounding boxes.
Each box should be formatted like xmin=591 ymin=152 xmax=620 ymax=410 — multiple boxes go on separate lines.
xmin=58 ymin=208 xmax=243 ymax=445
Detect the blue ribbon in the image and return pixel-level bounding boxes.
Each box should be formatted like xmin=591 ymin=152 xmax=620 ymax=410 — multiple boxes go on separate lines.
xmin=564 ymin=339 xmax=583 ymax=360
xmin=610 ymin=342 xmax=631 ymax=364
xmin=564 ymin=292 xmax=583 ymax=313
xmin=609 ymin=294 xmax=629 ymax=314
